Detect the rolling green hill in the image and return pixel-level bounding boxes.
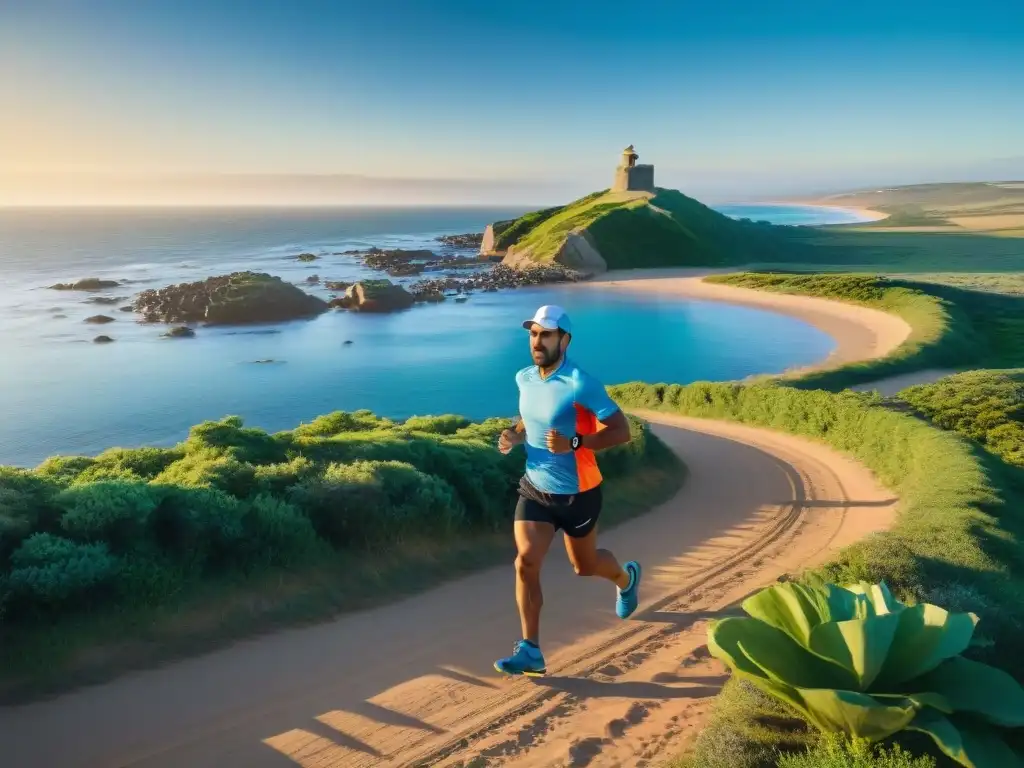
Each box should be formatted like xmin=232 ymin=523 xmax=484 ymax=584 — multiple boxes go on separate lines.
xmin=483 ymin=187 xmax=806 ymax=272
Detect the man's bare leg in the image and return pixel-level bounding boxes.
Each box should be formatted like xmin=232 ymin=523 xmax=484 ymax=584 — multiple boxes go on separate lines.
xmin=514 ymin=520 xmax=556 ymax=643
xmin=563 ymin=528 xmax=629 ymax=587
xmin=564 ymin=527 xmax=642 ymax=619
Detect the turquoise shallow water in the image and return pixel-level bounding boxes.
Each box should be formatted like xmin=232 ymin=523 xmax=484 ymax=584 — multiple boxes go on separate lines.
xmin=0 ymin=204 xmax=861 ymax=467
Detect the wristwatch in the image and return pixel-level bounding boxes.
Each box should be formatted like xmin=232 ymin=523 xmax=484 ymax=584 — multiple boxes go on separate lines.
xmin=570 ymin=434 xmax=582 ymax=451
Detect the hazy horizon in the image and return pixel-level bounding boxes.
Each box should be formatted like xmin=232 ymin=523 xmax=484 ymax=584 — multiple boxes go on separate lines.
xmin=3 ymin=0 xmax=1022 ymax=206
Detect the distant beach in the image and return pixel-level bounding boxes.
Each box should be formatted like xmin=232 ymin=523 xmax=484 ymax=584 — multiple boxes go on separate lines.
xmin=763 ymin=201 xmax=889 ymax=223
xmin=714 ymin=202 xmax=888 ymax=226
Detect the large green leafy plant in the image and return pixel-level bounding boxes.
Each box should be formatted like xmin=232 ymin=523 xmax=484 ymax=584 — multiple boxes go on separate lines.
xmin=707 ymin=578 xmax=1024 ymax=767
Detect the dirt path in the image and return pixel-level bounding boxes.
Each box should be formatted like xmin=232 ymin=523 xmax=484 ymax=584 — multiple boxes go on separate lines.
xmin=0 ymin=414 xmax=896 ymax=768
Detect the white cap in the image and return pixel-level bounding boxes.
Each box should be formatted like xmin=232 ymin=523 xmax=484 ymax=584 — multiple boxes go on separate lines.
xmin=521 ymin=305 xmax=572 ymax=333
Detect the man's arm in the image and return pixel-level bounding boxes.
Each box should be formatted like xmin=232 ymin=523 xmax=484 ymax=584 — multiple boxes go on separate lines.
xmin=580 ymin=408 xmax=631 ymax=451
xmin=575 ymin=369 xmax=631 ymax=451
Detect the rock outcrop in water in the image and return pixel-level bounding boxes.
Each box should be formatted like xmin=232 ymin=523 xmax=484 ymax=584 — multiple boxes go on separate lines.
xmin=337 ymin=279 xmax=415 ymax=313
xmin=85 ymin=314 xmax=115 ymax=324
xmin=436 ymin=233 xmax=484 ymax=248
xmin=132 ymin=271 xmax=328 ymax=325
xmin=163 ymin=326 xmax=196 ymax=338
xmin=408 ymin=263 xmax=583 ymax=300
xmin=50 ymin=278 xmax=120 ymax=291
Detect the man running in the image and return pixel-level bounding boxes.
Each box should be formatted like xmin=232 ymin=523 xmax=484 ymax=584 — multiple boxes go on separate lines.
xmin=494 ymin=304 xmax=641 ymax=677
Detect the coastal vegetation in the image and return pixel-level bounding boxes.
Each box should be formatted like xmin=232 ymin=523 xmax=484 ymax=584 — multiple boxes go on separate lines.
xmin=611 ymin=375 xmax=1024 ymax=766
xmin=0 ymin=409 xmax=682 ymax=698
xmin=602 ymin=269 xmax=1024 ymax=766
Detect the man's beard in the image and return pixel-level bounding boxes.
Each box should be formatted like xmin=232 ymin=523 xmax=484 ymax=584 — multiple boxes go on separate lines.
xmin=532 ymin=347 xmax=560 ymax=367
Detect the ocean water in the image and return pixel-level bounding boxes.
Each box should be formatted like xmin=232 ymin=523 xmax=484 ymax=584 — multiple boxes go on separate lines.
xmin=0 ymin=203 xmax=863 ymax=467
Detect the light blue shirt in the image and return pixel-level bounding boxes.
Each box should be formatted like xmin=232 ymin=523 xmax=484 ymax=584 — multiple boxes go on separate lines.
xmin=516 ymin=357 xmax=620 ymax=495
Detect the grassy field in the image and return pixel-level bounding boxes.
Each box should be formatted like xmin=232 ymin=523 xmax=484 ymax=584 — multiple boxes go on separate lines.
xmin=757 ymin=227 xmax=1024 ymax=274
xmin=799 ymin=181 xmax=1024 ymax=236
xmin=0 ymin=409 xmax=684 ymax=701
xmin=896 ymin=272 xmax=1024 ymax=296
xmin=704 ymin=272 xmax=1024 ymax=390
xmin=611 ymin=379 xmax=1024 ymax=766
xmin=898 ymin=369 xmax=1024 ymax=470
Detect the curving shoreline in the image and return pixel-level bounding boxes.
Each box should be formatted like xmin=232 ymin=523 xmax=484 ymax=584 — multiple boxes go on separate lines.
xmin=753 ymin=201 xmax=890 ymax=223
xmin=576 ymin=268 xmax=913 ymax=376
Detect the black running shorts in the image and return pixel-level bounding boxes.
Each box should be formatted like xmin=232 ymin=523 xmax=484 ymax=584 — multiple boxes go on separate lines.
xmin=513 ymin=476 xmax=602 ymax=538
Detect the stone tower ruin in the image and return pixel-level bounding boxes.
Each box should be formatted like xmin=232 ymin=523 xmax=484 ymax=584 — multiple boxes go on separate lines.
xmin=612 ymin=144 xmax=655 ymax=192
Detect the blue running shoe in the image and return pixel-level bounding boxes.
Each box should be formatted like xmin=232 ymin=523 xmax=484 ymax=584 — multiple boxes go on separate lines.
xmin=616 ymin=560 xmax=642 ymax=619
xmin=494 ymin=639 xmax=547 ymax=677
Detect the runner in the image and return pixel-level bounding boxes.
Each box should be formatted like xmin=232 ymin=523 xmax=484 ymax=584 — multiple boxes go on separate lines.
xmin=495 ymin=304 xmax=642 ymax=677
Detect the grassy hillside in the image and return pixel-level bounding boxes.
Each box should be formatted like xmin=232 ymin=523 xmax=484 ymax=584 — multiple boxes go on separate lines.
xmin=804 ymin=181 xmax=1024 ymax=235
xmin=0 ymin=409 xmax=683 ymax=699
xmin=898 ymin=369 xmax=1024 ymax=469
xmin=491 ymin=187 xmax=807 ymax=269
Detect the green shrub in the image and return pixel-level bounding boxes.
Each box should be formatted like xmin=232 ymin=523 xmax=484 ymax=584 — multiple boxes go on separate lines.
xmin=0 ymin=468 xmax=60 ymax=564
xmin=153 ymin=450 xmax=258 ymax=498
xmin=898 ymin=369 xmax=1024 ymax=469
xmin=88 ymin=446 xmax=184 ymax=480
xmin=150 ymin=486 xmax=246 ymax=566
xmin=34 ymin=455 xmax=96 ymax=485
xmin=57 ymin=480 xmax=160 ymax=551
xmin=777 ymin=733 xmax=936 ymax=768
xmin=292 ymin=409 xmax=395 ymax=438
xmin=183 ymin=415 xmax=287 ymax=464
xmin=402 ymin=414 xmax=472 ymax=435
xmin=6 ymin=533 xmax=121 ymax=608
xmin=252 ymin=456 xmax=318 ymax=496
xmin=289 ymin=459 xmax=463 ymax=548
xmin=242 ymin=494 xmax=321 ymax=566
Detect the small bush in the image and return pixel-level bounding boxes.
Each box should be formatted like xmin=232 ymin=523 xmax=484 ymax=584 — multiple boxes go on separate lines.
xmin=402 ymin=414 xmax=472 ymax=435
xmin=0 ymin=468 xmax=60 ymax=564
xmin=150 ymin=485 xmax=246 ymax=566
xmin=777 ymin=733 xmax=936 ymax=768
xmin=57 ymin=480 xmax=160 ymax=550
xmin=242 ymin=495 xmax=321 ymax=566
xmin=6 ymin=533 xmax=121 ymax=608
xmin=34 ymin=455 xmax=97 ymax=485
xmin=153 ymin=450 xmax=257 ymax=498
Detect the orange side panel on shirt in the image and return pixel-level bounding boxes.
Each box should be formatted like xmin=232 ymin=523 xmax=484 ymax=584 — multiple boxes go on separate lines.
xmin=573 ymin=403 xmax=604 ymax=493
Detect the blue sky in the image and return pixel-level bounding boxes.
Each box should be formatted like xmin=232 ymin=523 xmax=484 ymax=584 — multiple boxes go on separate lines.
xmin=2 ymin=0 xmax=1023 ymax=203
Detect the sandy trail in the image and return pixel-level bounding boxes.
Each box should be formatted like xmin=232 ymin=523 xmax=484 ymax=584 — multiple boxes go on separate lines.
xmin=0 ymin=414 xmax=896 ymax=768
